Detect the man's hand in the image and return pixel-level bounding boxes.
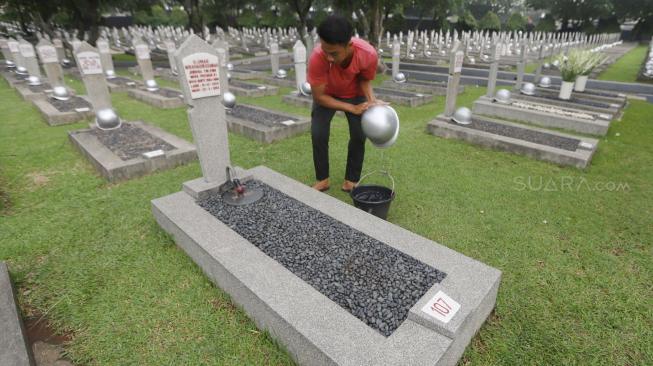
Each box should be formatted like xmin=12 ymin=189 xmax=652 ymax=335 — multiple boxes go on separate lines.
xmin=349 ymin=102 xmax=370 ymax=115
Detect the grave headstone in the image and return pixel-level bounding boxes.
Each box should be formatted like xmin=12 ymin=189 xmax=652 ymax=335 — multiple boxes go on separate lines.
xmin=175 ymin=34 xmax=230 ymax=184
xmin=74 ymin=42 xmax=112 ymax=110
xmin=216 ymin=47 xmax=229 ymax=93
xmin=270 ymin=41 xmax=279 ymax=75
xmin=293 ymin=40 xmax=307 ymax=92
xmin=133 ymin=40 xmax=156 ymax=85
xmin=444 ymin=50 xmax=464 ymax=117
xmin=514 ymin=42 xmax=528 ymax=91
xmin=19 ymin=40 xmax=41 ymax=77
xmin=52 ymin=38 xmax=65 ymax=61
xmin=392 ymin=39 xmax=400 ymax=79
xmin=164 ymin=39 xmax=178 ymax=75
xmin=0 ymin=38 xmax=13 ymax=63
xmin=96 ymin=38 xmax=116 ymax=78
xmin=36 ymin=39 xmax=64 ymax=87
xmin=485 ymin=43 xmax=501 ymax=99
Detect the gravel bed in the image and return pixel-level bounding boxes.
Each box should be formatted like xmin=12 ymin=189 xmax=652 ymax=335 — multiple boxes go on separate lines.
xmin=89 ymin=123 xmax=174 ymax=160
xmin=150 ymin=88 xmax=183 ymax=98
xmin=228 ymin=105 xmax=295 ymax=127
xmin=374 ymin=88 xmax=424 ymax=98
xmin=49 ymin=96 xmax=92 ymax=113
xmin=230 ymin=80 xmax=265 ymax=90
xmin=510 ymin=101 xmax=596 ymax=120
xmin=198 ymin=180 xmax=446 ymax=337
xmin=450 ymin=117 xmax=581 ymax=151
xmin=28 ymin=83 xmax=51 ymax=93
xmin=532 ymin=92 xmax=612 ymax=108
xmin=108 ymin=76 xmax=136 ymax=85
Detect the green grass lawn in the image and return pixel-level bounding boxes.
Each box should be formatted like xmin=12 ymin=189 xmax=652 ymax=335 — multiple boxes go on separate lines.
xmin=0 ymin=72 xmax=652 ymax=366
xmin=598 ymin=45 xmax=648 ymax=82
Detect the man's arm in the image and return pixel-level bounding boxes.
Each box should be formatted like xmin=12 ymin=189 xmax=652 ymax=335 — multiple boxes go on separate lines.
xmin=312 ymin=83 xmax=369 ymax=115
xmin=359 ymin=78 xmax=376 ymax=104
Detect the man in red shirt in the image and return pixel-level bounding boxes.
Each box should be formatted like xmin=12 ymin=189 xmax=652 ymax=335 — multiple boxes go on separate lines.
xmin=307 ymin=15 xmax=380 ymax=192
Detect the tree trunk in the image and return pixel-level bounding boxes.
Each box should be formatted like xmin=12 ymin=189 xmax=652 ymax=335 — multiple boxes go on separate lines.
xmin=185 ymin=0 xmax=203 ymax=34
xmin=367 ymin=0 xmax=383 ymax=48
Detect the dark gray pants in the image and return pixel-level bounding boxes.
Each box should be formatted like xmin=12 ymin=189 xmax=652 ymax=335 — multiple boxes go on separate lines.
xmin=311 ymin=96 xmax=367 ymax=182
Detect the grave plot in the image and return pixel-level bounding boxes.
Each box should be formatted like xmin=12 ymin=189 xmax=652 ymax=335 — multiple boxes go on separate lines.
xmin=69 ymin=121 xmax=197 ymax=182
xmin=381 ymin=78 xmax=463 ymax=95
xmin=153 ymin=35 xmax=501 ymax=366
xmin=106 ymin=76 xmax=137 ymax=92
xmin=1 ymin=70 xmax=25 ymax=86
xmin=154 ymin=67 xmax=178 ymax=82
xmin=226 ymin=104 xmax=309 ymax=143
xmin=14 ymin=81 xmax=52 ymax=101
xmin=533 ymin=86 xmax=627 ymax=108
xmin=282 ymin=91 xmax=312 ymax=108
xmin=153 ymin=166 xmax=501 ymax=366
xmin=428 ymin=114 xmax=599 ymax=169
xmin=472 ymin=96 xmax=612 ymax=136
xmin=229 ymin=68 xmax=268 ymax=80
xmin=33 ymin=94 xmax=94 ymax=126
xmin=229 ymin=79 xmax=278 ymax=97
xmin=373 ymin=87 xmax=434 ymax=107
xmin=431 ymin=48 xmax=600 ymax=169
xmin=511 ymin=90 xmax=622 ymax=117
xmin=128 ymin=87 xmax=185 ymax=109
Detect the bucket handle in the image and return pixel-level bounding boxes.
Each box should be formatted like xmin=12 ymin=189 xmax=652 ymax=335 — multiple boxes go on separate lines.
xmin=356 ymin=170 xmax=395 ymax=194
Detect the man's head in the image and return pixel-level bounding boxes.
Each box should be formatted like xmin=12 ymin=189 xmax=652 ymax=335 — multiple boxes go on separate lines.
xmin=317 ymin=15 xmax=353 ymax=65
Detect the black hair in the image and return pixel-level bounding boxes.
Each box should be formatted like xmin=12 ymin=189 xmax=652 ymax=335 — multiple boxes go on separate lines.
xmin=317 ymin=15 xmax=353 ymax=46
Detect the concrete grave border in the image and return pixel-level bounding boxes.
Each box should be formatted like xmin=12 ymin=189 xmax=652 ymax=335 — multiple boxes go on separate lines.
xmin=472 ymin=96 xmax=612 ymax=136
xmin=128 ymin=87 xmax=185 ymax=109
xmin=229 ymin=80 xmax=279 ymax=97
xmin=427 ymin=114 xmax=599 ymax=169
xmin=68 ymin=121 xmax=197 ymax=182
xmin=226 ymin=104 xmax=310 ymax=144
xmin=151 ymin=165 xmax=501 ymax=366
xmin=373 ymin=87 xmax=434 ymax=107
xmin=106 ymin=76 xmax=138 ymax=93
xmin=0 ymin=261 xmax=35 ymax=366
xmin=32 ymin=95 xmax=94 ymax=126
xmin=13 ymin=82 xmax=51 ymax=102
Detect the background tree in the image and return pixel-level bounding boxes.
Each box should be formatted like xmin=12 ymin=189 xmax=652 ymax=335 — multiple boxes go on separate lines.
xmin=505 ymin=12 xmax=526 ymax=31
xmin=478 ymin=11 xmax=501 ymax=32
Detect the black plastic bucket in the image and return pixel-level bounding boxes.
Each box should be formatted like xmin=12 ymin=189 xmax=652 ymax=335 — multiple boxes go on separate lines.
xmin=350 ymin=184 xmax=395 ymax=220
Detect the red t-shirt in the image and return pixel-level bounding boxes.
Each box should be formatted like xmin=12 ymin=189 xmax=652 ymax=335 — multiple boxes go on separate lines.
xmin=307 ymin=37 xmax=378 ymax=99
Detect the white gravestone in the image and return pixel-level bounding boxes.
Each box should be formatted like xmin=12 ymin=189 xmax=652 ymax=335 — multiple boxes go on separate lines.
xmin=37 ymin=39 xmax=65 ymax=87
xmin=19 ymin=41 xmax=41 ymax=77
xmin=74 ymin=43 xmax=112 ymax=110
xmin=293 ymin=40 xmax=307 ymax=92
xmin=96 ymin=38 xmax=115 ymax=77
xmin=175 ymin=35 xmax=230 ymax=184
xmin=444 ymin=51 xmax=464 ymax=117
xmin=270 ymin=41 xmax=279 ymax=75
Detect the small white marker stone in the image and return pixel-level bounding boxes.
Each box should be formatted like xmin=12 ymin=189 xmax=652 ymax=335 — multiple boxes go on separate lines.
xmin=142 ymin=149 xmax=165 ymax=159
xmin=257 ymin=86 xmax=267 ymax=90
xmin=74 ymin=107 xmax=90 ymax=113
xmin=579 ymin=141 xmax=594 ymax=150
xmin=421 ymin=291 xmax=461 ymax=324
xmin=280 ymin=120 xmax=296 ymax=126
xmin=127 ymin=82 xmax=136 ymax=86
xmin=598 ymin=114 xmax=611 ymax=120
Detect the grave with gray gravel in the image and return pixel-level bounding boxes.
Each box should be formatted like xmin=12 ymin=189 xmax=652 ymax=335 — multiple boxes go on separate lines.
xmin=429 ymin=47 xmax=599 ymax=168
xmin=68 ymin=42 xmax=196 ymax=182
xmin=152 ymin=35 xmax=501 ymax=366
xmin=33 ymin=94 xmax=94 ymax=126
xmin=226 ymin=103 xmax=309 ymax=143
xmin=128 ymin=86 xmax=185 ymax=109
